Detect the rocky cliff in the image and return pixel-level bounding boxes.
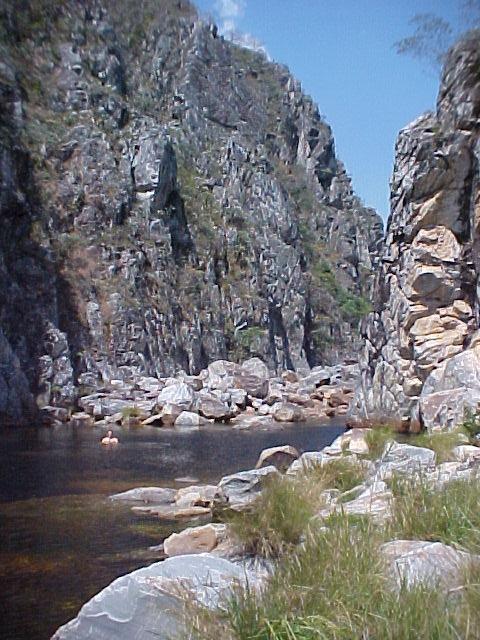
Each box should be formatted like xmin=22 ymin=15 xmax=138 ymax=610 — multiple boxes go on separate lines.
xmin=0 ymin=0 xmax=381 ymax=424
xmin=355 ymin=33 xmax=480 ymax=430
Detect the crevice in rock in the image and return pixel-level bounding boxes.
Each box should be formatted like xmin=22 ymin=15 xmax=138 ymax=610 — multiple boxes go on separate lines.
xmin=268 ymin=302 xmax=294 ymax=371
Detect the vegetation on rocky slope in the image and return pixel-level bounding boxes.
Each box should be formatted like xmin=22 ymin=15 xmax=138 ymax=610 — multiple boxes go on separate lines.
xmin=0 ymin=0 xmax=382 ymax=422
xmin=185 ymin=430 xmax=480 ymax=640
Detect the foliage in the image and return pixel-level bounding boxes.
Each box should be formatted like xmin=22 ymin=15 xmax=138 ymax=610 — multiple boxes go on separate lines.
xmin=394 ymin=13 xmax=454 ymax=72
xmin=460 ymin=408 xmax=480 ymax=442
xmin=311 ymin=261 xmax=371 ymax=320
xmin=310 ymin=326 xmax=334 ymax=350
xmin=188 ymin=513 xmax=480 ymax=640
xmin=395 ymin=3 xmax=480 ymax=74
xmin=222 ymin=456 xmax=373 ymax=559
xmin=389 ymin=474 xmax=480 ymax=553
xmin=236 ymin=327 xmax=267 ymax=348
xmin=121 ymin=406 xmax=142 ymax=418
xmin=222 ymin=475 xmax=315 ymax=558
xmin=410 ymin=430 xmax=466 ymax=463
xmin=301 ymin=457 xmax=368 ymax=494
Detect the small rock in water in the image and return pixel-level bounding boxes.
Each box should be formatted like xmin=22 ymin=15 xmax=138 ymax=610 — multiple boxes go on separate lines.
xmin=163 ymin=523 xmax=226 ymax=557
xmin=255 ymin=445 xmax=300 ymax=471
xmin=175 ymin=476 xmax=200 ymax=484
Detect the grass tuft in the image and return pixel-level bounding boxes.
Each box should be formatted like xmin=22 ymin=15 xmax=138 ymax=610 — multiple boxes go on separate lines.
xmin=301 ymin=457 xmax=368 ymax=494
xmin=364 ymin=426 xmax=396 ymax=460
xmin=223 ymin=475 xmax=315 ymax=557
xmin=410 ymin=430 xmax=466 ymax=463
xmin=224 ymin=457 xmax=372 ymax=557
xmin=388 ymin=474 xmax=480 ymax=553
xmin=187 ymin=512 xmax=480 ymax=639
xmin=121 ymin=406 xmax=142 ymax=418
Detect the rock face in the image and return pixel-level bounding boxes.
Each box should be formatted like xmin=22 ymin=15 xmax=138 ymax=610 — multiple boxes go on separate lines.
xmin=382 ymin=540 xmax=478 ymax=590
xmin=0 ymin=0 xmax=381 ymax=424
xmin=355 ymin=34 xmax=480 ymax=430
xmin=163 ymin=523 xmax=226 ymax=557
xmin=52 ymin=554 xmax=248 ymax=640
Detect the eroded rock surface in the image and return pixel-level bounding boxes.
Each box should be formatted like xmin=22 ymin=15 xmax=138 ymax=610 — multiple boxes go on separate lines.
xmin=0 ymin=0 xmax=381 ymax=424
xmin=355 ymin=34 xmax=480 ymax=430
xmin=52 ymin=554 xmax=248 ymax=640
xmin=382 ymin=540 xmax=478 ymax=590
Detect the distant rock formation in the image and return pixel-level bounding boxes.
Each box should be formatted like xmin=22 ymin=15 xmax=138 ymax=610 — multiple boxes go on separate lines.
xmin=355 ymin=33 xmax=480 ymax=430
xmin=0 ymin=0 xmax=381 ymax=424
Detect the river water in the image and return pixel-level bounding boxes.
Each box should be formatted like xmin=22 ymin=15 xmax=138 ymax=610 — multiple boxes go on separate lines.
xmin=0 ymin=421 xmax=344 ymax=640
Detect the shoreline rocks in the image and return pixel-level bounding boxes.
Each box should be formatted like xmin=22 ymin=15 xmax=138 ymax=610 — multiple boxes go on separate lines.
xmin=44 ymin=358 xmax=358 ymax=429
xmin=56 ymin=427 xmax=480 ymax=639
xmin=52 ymin=555 xmax=251 ymax=640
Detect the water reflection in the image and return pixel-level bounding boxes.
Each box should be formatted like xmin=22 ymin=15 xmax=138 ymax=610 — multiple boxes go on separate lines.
xmin=0 ymin=421 xmax=344 ymax=639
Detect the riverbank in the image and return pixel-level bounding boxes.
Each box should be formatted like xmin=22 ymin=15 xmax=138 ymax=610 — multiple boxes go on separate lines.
xmin=39 ymin=359 xmax=358 ymax=431
xmin=0 ymin=421 xmax=344 ymax=640
xmin=53 ymin=425 xmax=480 ymax=639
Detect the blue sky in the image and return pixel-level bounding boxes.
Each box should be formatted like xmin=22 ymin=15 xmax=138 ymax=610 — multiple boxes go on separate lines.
xmin=194 ymin=0 xmax=463 ymax=220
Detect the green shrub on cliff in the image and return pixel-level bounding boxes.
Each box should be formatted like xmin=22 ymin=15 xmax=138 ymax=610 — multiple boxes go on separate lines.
xmin=460 ymin=408 xmax=480 ymax=442
xmin=311 ymin=261 xmax=371 ymax=320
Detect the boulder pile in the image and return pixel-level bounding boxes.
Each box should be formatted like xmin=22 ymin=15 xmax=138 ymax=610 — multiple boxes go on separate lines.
xmin=42 ymin=358 xmax=358 ymax=428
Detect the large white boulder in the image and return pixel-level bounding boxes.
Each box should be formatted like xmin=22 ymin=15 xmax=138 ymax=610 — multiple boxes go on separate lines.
xmin=157 ymin=383 xmax=195 ymax=410
xmin=52 ymin=555 xmax=248 ymax=640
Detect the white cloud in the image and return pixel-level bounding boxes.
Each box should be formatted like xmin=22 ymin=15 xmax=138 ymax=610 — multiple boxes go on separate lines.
xmin=222 ymin=18 xmax=236 ymax=33
xmin=230 ymin=31 xmax=269 ymax=57
xmin=213 ymin=0 xmax=268 ymax=57
xmin=215 ymin=0 xmax=245 ymax=21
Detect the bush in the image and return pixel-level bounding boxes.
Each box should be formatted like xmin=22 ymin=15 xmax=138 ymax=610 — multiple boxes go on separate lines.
xmin=311 ymin=261 xmax=372 ymax=320
xmin=121 ymin=406 xmax=142 ymax=418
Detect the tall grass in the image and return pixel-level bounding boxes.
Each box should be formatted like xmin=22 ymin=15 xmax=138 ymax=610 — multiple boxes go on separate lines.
xmin=300 ymin=457 xmax=368 ymax=494
xmin=364 ymin=426 xmax=395 ymax=459
xmin=410 ymin=430 xmax=466 ymax=463
xmin=182 ymin=434 xmax=480 ymax=640
xmin=389 ymin=474 xmax=480 ymax=553
xmin=223 ymin=475 xmax=315 ymax=557
xmin=223 ymin=459 xmax=369 ymax=557
xmin=187 ymin=514 xmax=480 ymax=640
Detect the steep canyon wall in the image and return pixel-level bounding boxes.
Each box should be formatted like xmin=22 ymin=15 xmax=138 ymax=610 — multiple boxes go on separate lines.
xmin=0 ymin=0 xmax=382 ymax=423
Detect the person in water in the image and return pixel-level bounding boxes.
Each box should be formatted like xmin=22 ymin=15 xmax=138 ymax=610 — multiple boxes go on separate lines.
xmin=101 ymin=430 xmax=119 ymax=445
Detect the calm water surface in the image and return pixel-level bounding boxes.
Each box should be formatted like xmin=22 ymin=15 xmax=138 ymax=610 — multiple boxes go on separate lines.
xmin=0 ymin=421 xmax=344 ymax=640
